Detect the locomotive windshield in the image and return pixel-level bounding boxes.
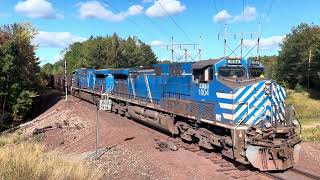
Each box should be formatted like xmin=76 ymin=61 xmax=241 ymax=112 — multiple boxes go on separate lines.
xmin=218 ymin=67 xmax=245 ymax=78
xmin=249 ymin=67 xmax=264 ymax=78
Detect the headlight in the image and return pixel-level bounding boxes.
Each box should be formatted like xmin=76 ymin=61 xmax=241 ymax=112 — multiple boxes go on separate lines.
xmin=264 ymin=121 xmax=272 ymax=129
xmin=292 ymin=120 xmax=299 ymax=127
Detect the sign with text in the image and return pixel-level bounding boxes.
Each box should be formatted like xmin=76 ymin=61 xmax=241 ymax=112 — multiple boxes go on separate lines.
xmin=99 ymin=99 xmax=112 ymax=111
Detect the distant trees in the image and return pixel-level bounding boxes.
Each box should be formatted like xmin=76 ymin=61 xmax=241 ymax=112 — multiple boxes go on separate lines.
xmin=45 ymin=34 xmax=157 ymax=75
xmin=0 ymin=23 xmax=41 ymax=125
xmin=258 ymin=55 xmax=278 ymax=80
xmin=277 ymin=23 xmax=320 ymax=89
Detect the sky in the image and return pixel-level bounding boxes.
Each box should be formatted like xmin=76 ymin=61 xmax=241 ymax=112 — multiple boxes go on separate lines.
xmin=0 ymin=0 xmax=319 ymax=65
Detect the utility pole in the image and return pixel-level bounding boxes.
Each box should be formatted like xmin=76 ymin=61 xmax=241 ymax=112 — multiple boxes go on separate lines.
xmin=95 ymin=101 xmax=100 ymax=158
xmin=224 ymin=24 xmax=227 ymax=57
xmin=171 ymin=36 xmax=174 ymax=63
xmin=184 ymin=49 xmax=188 ymax=62
xmin=240 ymin=33 xmax=244 ymax=58
xmin=198 ymin=36 xmax=202 ymax=61
xmin=308 ymin=48 xmax=312 ymax=90
xmin=219 ymin=24 xmax=261 ymax=60
xmin=64 ymin=55 xmax=68 ymax=101
xmin=166 ymin=40 xmax=200 ymax=63
xmin=257 ymin=23 xmax=261 ymax=61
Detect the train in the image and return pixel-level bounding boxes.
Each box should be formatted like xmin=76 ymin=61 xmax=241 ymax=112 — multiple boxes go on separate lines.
xmin=59 ymin=57 xmax=301 ymax=171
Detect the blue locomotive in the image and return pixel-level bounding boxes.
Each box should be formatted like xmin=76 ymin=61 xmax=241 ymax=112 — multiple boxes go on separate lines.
xmin=71 ymin=57 xmax=301 ymax=171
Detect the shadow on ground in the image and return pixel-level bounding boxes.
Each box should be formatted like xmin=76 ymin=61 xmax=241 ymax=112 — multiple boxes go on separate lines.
xmin=29 ymin=89 xmax=63 ymax=119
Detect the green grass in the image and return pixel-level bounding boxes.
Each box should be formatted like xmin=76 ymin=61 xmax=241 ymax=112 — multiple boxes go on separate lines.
xmin=301 ymin=128 xmax=320 ymax=142
xmin=286 ymin=90 xmax=320 ymax=142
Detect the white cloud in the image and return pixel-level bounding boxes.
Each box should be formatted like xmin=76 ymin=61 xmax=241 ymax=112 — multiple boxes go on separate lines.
xmin=243 ymin=36 xmax=285 ymax=50
xmin=146 ymin=0 xmax=186 ymax=18
xmin=150 ymin=40 xmax=165 ymax=46
xmin=213 ymin=10 xmax=232 ymax=23
xmin=212 ymin=6 xmax=257 ymax=23
xmin=77 ymin=1 xmax=143 ymax=22
xmin=15 ymin=0 xmax=63 ymax=19
xmin=33 ymin=31 xmax=86 ymax=48
xmin=233 ymin=6 xmax=256 ymax=22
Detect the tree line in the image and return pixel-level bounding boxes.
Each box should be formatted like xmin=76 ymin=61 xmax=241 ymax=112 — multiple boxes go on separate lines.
xmin=0 ymin=23 xmax=42 ymax=128
xmin=43 ymin=34 xmax=157 ymax=75
xmin=260 ymin=23 xmax=320 ymax=90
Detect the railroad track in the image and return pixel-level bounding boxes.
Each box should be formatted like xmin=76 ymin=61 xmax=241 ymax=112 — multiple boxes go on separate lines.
xmin=263 ymin=168 xmax=320 ymax=180
xmin=159 ymin=138 xmax=258 ymax=179
xmin=156 ymin=137 xmax=320 ymax=180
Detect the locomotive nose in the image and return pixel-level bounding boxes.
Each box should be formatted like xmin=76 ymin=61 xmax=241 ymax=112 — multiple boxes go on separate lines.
xmin=230 ymin=80 xmax=287 ymax=127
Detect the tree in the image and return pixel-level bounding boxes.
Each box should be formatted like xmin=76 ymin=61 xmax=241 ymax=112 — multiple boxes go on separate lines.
xmin=277 ymin=23 xmax=320 ymax=89
xmin=259 ymin=55 xmax=278 ymax=80
xmin=0 ymin=23 xmax=41 ymax=125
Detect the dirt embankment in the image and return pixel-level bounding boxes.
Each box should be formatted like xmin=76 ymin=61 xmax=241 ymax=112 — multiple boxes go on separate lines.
xmin=21 ymin=95 xmax=320 ymax=180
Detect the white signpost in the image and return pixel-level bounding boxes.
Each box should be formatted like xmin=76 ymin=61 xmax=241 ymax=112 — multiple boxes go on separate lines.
xmin=99 ymin=99 xmax=112 ymax=111
xmin=95 ymin=98 xmax=112 ymax=158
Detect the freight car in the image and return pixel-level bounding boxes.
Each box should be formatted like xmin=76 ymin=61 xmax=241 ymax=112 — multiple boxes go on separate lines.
xmin=70 ymin=57 xmax=301 ymax=171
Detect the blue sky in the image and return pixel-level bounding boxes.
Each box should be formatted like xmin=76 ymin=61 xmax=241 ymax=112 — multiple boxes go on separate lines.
xmin=0 ymin=0 xmax=319 ymax=65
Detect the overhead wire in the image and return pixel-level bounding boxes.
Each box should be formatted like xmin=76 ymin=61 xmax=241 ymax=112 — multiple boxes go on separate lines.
xmin=212 ymin=0 xmax=225 ymax=34
xmin=265 ymin=0 xmax=275 ymax=20
xmin=157 ymin=1 xmax=193 ymax=42
xmin=127 ymin=0 xmax=172 ymax=40
xmin=100 ymin=0 xmax=144 ymax=36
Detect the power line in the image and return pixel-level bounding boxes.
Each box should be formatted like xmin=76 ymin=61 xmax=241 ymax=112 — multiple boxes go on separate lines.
xmin=212 ymin=0 xmax=224 ymax=34
xmin=157 ymin=1 xmax=193 ymax=42
xmin=242 ymin=0 xmax=245 ymax=17
xmin=128 ymin=0 xmax=172 ymax=38
xmin=212 ymin=0 xmax=219 ymax=13
xmin=100 ymin=0 xmax=143 ymax=35
xmin=266 ymin=0 xmax=275 ymax=20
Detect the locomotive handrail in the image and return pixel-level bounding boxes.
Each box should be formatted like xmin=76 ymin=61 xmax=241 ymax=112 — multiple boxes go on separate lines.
xmin=221 ymin=77 xmax=259 ymax=83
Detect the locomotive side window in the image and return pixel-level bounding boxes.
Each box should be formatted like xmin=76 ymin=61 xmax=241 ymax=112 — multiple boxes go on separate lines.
xmin=249 ymin=67 xmax=264 ymax=78
xmin=193 ymin=67 xmax=213 ymax=82
xmin=218 ymin=67 xmax=245 ymax=78
xmin=114 ymin=74 xmax=128 ymax=80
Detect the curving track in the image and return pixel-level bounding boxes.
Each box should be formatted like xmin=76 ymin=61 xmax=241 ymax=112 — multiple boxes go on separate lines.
xmin=263 ymin=168 xmax=320 ymax=180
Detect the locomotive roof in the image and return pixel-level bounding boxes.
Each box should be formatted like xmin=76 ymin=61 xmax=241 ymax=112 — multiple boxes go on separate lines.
xmin=95 ymin=68 xmax=131 ymax=75
xmin=192 ymin=58 xmax=223 ymax=70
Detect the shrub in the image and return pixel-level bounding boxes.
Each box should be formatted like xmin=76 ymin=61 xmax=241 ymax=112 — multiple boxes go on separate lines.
xmin=294 ymin=83 xmax=304 ymax=93
xmin=12 ymin=90 xmax=37 ymax=121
